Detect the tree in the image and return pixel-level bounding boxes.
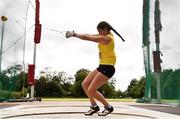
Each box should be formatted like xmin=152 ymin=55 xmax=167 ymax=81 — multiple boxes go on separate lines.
xmin=14 ymin=72 xmax=28 ymax=92
xmin=71 ymin=69 xmax=118 ymax=98
xmin=5 ymin=64 xmax=23 ymax=77
xmin=36 ymin=69 xmax=74 ymax=97
xmin=135 ymin=77 xmax=145 ymax=98
xmin=160 ymin=69 xmax=173 ymax=98
xmin=0 ymin=64 xmax=28 ymax=98
xmin=0 ymin=72 xmax=10 ymax=90
xmin=2 ymin=65 xmax=26 ymax=91
xmin=46 ymin=81 xmax=63 ymax=97
xmin=116 ymin=89 xmax=124 ymax=98
xmin=71 ymin=69 xmax=90 ymax=97
xmin=35 ymin=76 xmax=64 ymax=97
xmin=126 ymin=79 xmax=138 ymax=98
xmin=99 ymin=83 xmax=117 ymax=98
xmin=55 ymin=71 xmax=74 ymax=93
xmin=125 ymin=78 xmax=145 ymax=98
xmin=162 ymin=69 xmax=180 ymax=99
xmin=35 ymin=76 xmax=48 ymax=97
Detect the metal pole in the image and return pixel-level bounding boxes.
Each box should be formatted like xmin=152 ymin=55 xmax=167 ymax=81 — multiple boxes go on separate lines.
xmin=154 ymin=0 xmax=162 ymax=103
xmin=30 ymin=43 xmax=36 ymax=98
xmin=143 ymin=0 xmax=151 ymax=99
xmin=0 ymin=22 xmax=4 ymax=72
xmin=0 ymin=16 xmax=8 ymax=72
xmin=30 ymin=0 xmax=41 ymax=99
xmin=156 ymin=73 xmax=161 ymax=102
xmin=147 ymin=44 xmax=151 ymax=99
xmin=22 ymin=0 xmax=30 ymax=98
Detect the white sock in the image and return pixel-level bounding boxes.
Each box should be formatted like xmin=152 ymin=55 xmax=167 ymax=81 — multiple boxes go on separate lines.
xmin=91 ymin=103 xmax=98 ymax=107
xmin=105 ymin=105 xmax=111 ymax=109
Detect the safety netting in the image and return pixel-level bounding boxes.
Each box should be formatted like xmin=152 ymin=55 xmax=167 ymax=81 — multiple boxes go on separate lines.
xmin=143 ymin=0 xmax=180 ymax=105
xmin=0 ymin=0 xmax=35 ymax=101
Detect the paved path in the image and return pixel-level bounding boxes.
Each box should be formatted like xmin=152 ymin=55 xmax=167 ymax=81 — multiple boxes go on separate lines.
xmin=0 ymin=101 xmax=180 ymax=119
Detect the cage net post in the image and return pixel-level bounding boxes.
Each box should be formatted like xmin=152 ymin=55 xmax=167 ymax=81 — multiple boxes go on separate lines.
xmin=143 ymin=0 xmax=152 ymax=100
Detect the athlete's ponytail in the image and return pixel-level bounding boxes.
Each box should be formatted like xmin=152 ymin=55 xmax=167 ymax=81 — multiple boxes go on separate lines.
xmin=111 ymin=27 xmax=125 ymax=42
xmin=97 ymin=21 xmax=125 ymax=42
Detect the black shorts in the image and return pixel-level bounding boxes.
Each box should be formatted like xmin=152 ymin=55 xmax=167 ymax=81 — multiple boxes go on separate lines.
xmin=97 ymin=65 xmax=115 ymax=78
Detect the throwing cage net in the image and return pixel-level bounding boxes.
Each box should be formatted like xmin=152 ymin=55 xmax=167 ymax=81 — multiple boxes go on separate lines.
xmin=0 ymin=0 xmax=35 ymax=101
xmin=143 ymin=0 xmax=180 ymax=105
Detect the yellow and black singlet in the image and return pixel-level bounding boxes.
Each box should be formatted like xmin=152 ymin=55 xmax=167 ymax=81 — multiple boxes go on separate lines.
xmin=98 ymin=34 xmax=116 ymax=66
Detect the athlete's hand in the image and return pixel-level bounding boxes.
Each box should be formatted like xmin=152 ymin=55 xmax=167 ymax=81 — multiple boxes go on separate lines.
xmin=66 ymin=31 xmax=76 ymax=38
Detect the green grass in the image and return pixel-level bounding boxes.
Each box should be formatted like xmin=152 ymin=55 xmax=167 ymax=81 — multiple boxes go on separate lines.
xmin=42 ymin=98 xmax=136 ymax=102
xmin=161 ymin=99 xmax=180 ymax=104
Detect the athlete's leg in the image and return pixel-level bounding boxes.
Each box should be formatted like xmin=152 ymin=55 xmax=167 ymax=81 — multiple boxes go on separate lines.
xmin=82 ymin=69 xmax=99 ymax=106
xmin=82 ymin=70 xmax=101 ymax=115
xmin=87 ymin=72 xmax=110 ymax=107
xmin=87 ymin=72 xmax=115 ymax=116
xmin=93 ymin=90 xmax=110 ymax=106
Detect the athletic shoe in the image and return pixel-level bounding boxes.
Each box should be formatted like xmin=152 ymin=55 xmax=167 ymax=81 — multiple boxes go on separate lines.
xmin=84 ymin=105 xmax=100 ymax=116
xmin=98 ymin=106 xmax=114 ymax=116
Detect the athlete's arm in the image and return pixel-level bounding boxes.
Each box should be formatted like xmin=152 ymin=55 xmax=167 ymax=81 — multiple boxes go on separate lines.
xmin=74 ymin=34 xmax=111 ymax=45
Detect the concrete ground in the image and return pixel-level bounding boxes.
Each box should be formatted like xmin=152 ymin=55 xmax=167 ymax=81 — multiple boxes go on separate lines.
xmin=0 ymin=101 xmax=180 ymax=119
